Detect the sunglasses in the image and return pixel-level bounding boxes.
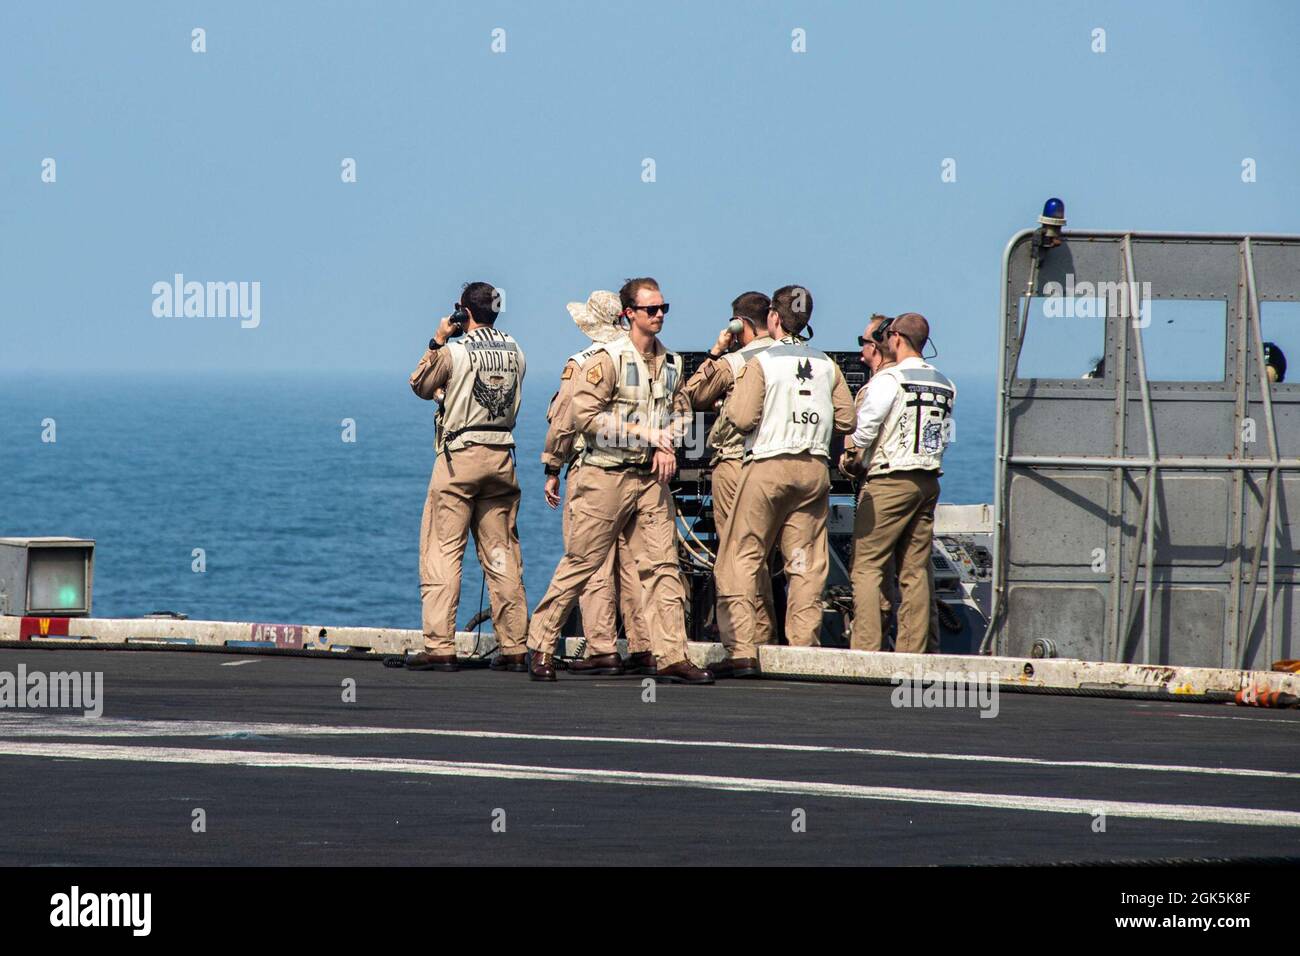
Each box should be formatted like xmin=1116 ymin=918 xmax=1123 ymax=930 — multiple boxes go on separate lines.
xmin=636 ymin=303 xmax=670 ymax=317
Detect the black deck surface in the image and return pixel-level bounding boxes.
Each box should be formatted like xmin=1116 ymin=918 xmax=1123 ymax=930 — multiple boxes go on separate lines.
xmin=1 ymin=646 xmax=1297 ymax=866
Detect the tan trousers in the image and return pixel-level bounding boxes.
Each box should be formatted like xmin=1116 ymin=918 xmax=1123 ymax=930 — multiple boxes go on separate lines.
xmin=851 ymin=470 xmax=940 ymax=653
xmin=529 ymin=465 xmax=690 ymax=666
xmin=563 ymin=467 xmax=651 ymax=656
xmin=862 ymin=552 xmax=940 ymax=652
xmin=711 ymin=458 xmax=776 ymax=658
xmin=419 ymin=444 xmax=528 ymax=654
xmin=877 ymin=553 xmax=941 ymax=653
xmin=715 ymin=455 xmax=829 ymax=650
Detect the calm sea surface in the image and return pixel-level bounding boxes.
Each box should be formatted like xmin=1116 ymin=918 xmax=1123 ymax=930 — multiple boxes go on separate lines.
xmin=0 ymin=372 xmax=995 ymax=630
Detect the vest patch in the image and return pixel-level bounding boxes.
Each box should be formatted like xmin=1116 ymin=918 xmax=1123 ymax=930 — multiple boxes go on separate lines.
xmin=922 ymin=421 xmax=946 ymax=454
xmin=586 ymin=363 xmax=603 ymax=385
xmin=472 ymin=371 xmax=516 ymax=419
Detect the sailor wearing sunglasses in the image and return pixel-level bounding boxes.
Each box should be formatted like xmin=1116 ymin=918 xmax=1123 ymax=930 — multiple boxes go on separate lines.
xmin=846 ymin=313 xmax=956 ymax=653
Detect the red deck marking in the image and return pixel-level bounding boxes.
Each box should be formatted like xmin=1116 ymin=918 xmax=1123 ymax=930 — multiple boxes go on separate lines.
xmin=248 ymin=624 xmax=304 ymax=649
xmin=19 ymin=617 xmax=70 ymax=640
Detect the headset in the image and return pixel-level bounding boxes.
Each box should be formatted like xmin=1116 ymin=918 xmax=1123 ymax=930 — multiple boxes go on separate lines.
xmin=859 ymin=315 xmax=939 ymax=360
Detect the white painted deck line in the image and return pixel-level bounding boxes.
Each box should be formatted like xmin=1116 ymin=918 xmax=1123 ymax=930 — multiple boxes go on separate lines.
xmin=0 ymin=714 xmax=1294 ymax=782
xmin=0 ymin=739 xmax=1296 ymax=828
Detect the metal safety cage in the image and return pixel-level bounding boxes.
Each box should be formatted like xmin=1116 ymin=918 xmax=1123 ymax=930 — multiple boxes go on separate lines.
xmin=982 ymin=229 xmax=1300 ymax=668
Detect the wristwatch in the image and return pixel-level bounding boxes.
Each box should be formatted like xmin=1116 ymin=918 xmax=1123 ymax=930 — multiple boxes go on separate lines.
xmin=428 ymin=337 xmax=444 ymax=351
xmin=543 ymin=464 xmax=561 ymax=477
xmin=707 ymin=348 xmax=724 ymax=360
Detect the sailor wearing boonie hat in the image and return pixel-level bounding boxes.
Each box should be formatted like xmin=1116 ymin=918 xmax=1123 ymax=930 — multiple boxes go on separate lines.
xmin=527 ymin=277 xmax=714 ymax=685
xmin=538 ymin=291 xmax=654 ymax=677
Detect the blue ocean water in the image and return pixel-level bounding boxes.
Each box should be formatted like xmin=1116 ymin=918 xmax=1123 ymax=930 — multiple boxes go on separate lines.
xmin=0 ymin=371 xmax=995 ymax=630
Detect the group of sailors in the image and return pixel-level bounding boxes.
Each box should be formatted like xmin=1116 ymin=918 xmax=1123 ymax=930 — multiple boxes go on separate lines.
xmin=406 ymin=278 xmax=956 ymax=684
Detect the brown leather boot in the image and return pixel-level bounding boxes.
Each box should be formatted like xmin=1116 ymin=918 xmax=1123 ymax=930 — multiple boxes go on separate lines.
xmin=653 ymin=659 xmax=715 ymax=684
xmin=707 ymin=657 xmax=760 ymax=679
xmin=529 ymin=652 xmax=557 ymax=682
xmin=566 ymin=652 xmax=624 ymax=676
xmin=489 ymin=651 xmax=528 ymax=672
xmin=405 ymin=651 xmax=459 ymax=672
xmin=623 ymin=651 xmax=656 ymax=675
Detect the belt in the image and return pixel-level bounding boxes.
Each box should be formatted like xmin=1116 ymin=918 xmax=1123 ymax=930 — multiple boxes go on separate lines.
xmin=869 ymin=467 xmax=940 ymax=479
xmin=593 ymin=461 xmax=654 ymax=475
xmin=442 ymin=425 xmax=512 ymax=462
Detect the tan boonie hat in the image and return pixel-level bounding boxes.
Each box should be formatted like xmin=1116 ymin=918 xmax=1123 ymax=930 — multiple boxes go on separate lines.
xmin=567 ymin=290 xmax=624 ymax=344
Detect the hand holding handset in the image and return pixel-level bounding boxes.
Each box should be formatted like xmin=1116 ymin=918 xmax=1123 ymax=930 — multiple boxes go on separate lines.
xmin=712 ymin=318 xmax=745 ymax=357
xmin=447 ymin=306 xmax=468 ymax=337
xmin=434 ymin=307 xmax=469 ymax=346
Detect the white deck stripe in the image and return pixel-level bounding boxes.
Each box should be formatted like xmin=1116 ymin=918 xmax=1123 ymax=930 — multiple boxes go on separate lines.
xmin=0 ymin=714 xmax=1295 ymax=782
xmin=0 ymin=739 xmax=1296 ymax=828
xmin=1178 ymin=713 xmax=1300 ymax=725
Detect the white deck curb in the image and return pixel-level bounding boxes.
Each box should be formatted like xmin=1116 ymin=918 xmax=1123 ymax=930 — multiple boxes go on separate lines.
xmin=1 ymin=616 xmax=1296 ymax=699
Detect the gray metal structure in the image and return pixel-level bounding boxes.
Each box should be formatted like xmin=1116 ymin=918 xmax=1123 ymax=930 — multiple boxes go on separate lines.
xmin=0 ymin=537 xmax=95 ymax=617
xmin=983 ymin=230 xmax=1300 ymax=668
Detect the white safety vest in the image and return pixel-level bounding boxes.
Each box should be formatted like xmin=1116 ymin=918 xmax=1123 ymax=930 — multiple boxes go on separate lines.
xmin=706 ymin=337 xmax=778 ymax=463
xmin=866 ymin=361 xmax=956 ymax=476
xmin=744 ymin=337 xmax=836 ymax=461
xmin=437 ymin=327 xmax=525 ymax=454
xmin=580 ymin=337 xmax=683 ymax=469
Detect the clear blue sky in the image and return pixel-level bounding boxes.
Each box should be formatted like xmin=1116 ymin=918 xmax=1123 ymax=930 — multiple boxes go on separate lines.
xmin=3 ymin=0 xmax=1297 ymax=380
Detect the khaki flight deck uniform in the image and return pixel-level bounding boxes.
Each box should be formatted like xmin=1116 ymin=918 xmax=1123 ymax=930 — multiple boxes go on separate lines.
xmin=715 ymin=336 xmax=855 ymax=648
xmin=682 ymin=336 xmax=779 ymax=659
xmin=849 ymin=357 xmax=956 ymax=653
xmin=410 ymin=327 xmax=528 ymax=655
xmin=845 ymin=380 xmax=940 ymax=653
xmin=528 ymin=337 xmax=693 ymax=667
xmin=542 ymin=342 xmax=652 ymax=658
